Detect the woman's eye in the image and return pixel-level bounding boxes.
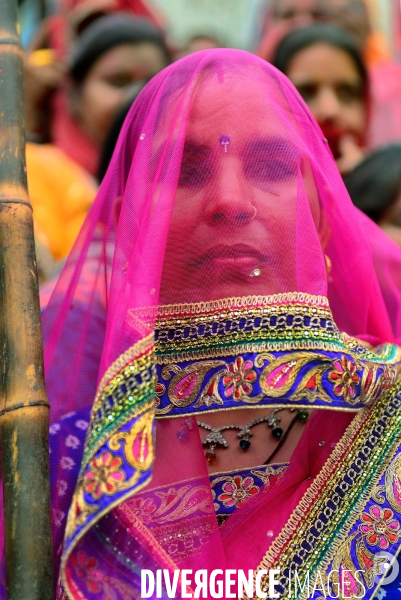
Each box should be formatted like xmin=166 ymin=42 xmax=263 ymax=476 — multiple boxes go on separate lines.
xmin=178 ymin=159 xmax=213 ymax=188
xmin=244 ymin=158 xmax=297 ymax=185
xmin=296 ymin=83 xmax=318 ymax=103
xmin=337 ymin=84 xmax=363 ymax=103
xmin=178 ymin=143 xmax=214 ymax=189
xmin=105 ymin=75 xmax=134 ymax=88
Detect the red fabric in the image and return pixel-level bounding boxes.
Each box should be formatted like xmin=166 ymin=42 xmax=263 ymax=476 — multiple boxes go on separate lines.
xmin=51 ymin=91 xmax=100 ymax=177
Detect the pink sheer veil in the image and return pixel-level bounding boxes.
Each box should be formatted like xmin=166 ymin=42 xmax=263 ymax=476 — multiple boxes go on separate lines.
xmin=42 ymin=48 xmax=401 ymax=424
xmin=31 ymin=49 xmax=401 ymax=596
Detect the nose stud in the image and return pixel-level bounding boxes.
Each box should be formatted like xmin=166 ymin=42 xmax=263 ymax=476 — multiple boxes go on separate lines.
xmin=219 ymin=135 xmax=231 ymax=152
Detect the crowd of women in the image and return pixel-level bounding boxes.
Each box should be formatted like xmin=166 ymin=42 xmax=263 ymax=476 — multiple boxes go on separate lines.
xmin=6 ymin=0 xmax=401 ymax=598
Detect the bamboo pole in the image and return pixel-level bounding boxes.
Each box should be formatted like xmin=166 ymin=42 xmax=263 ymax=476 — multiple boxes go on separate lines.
xmin=0 ymin=0 xmax=53 ymax=598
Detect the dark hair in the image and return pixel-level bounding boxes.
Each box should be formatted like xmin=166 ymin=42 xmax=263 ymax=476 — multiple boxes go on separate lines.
xmin=70 ymin=12 xmax=170 ymax=84
xmin=344 ymin=145 xmax=401 ymax=222
xmin=272 ymin=23 xmax=368 ymax=86
xmin=97 ymin=79 xmax=149 ymax=182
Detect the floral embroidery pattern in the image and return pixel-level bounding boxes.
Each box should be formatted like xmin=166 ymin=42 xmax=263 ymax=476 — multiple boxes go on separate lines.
xmin=60 ymin=456 xmax=75 ymax=470
xmin=65 ymin=435 xmax=80 ymax=450
xmin=360 ymin=505 xmax=401 ymax=549
xmin=70 ymin=551 xmax=103 ymax=594
xmin=155 ymin=298 xmax=401 ymax=416
xmin=218 ymin=475 xmax=259 ymax=508
xmin=210 ymin=464 xmax=288 ymax=520
xmin=83 ymin=452 xmax=125 ymax=500
xmin=159 ymin=349 xmax=398 ymax=416
xmin=127 ymin=497 xmax=156 ymax=524
xmin=58 ymin=480 xmax=68 ymax=497
xmin=59 ymin=299 xmax=401 ymax=600
xmin=328 ymin=356 xmax=360 ymax=402
xmin=254 ymin=386 xmax=401 ymax=598
xmin=223 ymin=357 xmax=257 ymax=400
xmin=53 ymin=508 xmax=66 ymax=528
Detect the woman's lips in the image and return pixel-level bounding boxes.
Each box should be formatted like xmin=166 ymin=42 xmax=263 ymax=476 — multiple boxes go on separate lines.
xmin=192 ymin=244 xmax=267 ymax=276
xmin=210 ymin=256 xmax=258 ymax=267
xmin=195 ymin=243 xmax=267 ymax=265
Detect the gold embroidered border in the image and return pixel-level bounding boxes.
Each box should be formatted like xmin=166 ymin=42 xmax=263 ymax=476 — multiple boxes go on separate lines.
xmin=82 ymin=395 xmax=156 ymax=473
xmin=250 ymin=381 xmax=401 ymax=599
xmin=60 ymin=460 xmax=184 ymax=599
xmin=95 ymin=333 xmax=154 ymax=405
xmin=291 ymin=416 xmax=401 ymax=600
xmin=128 ymin=293 xmax=331 ymax=321
xmin=210 ymin=461 xmax=289 ymax=478
xmin=156 ymin=293 xmax=330 ymax=316
xmin=156 ymin=304 xmax=333 ymax=328
xmin=156 ymin=339 xmax=347 ymax=365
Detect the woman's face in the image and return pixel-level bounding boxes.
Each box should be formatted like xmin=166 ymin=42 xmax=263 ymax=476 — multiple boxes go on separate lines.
xmin=160 ymin=79 xmax=324 ymax=304
xmin=74 ymin=42 xmax=167 ymax=146
xmin=286 ymin=42 xmax=366 ymax=159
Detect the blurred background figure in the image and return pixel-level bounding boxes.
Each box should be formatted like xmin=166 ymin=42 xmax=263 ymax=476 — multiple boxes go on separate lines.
xmin=51 ymin=13 xmax=169 ymax=176
xmin=258 ymin=0 xmax=380 ymax=56
xmin=25 ymin=0 xmax=163 ymax=57
xmin=272 ymin=23 xmax=368 ymax=174
xmin=26 ymin=142 xmax=97 ymax=279
xmin=257 ymin=0 xmax=401 ymax=150
xmin=26 ymin=12 xmax=169 ymax=173
xmin=344 ymin=145 xmax=401 ymax=246
xmin=24 ymin=12 xmax=169 ymax=281
xmin=174 ymin=33 xmax=223 ymax=59
xmin=24 ymin=0 xmax=164 ymax=138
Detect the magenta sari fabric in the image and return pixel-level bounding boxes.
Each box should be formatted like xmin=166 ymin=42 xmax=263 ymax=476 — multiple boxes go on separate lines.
xmin=14 ymin=49 xmax=401 ymax=599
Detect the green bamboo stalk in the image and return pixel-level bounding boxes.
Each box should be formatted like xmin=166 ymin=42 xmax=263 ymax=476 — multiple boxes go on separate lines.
xmin=0 ymin=0 xmax=53 ymax=597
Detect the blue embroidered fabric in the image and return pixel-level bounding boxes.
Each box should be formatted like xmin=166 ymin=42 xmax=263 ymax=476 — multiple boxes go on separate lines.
xmin=209 ymin=463 xmax=288 ymax=526
xmin=49 ymin=407 xmax=90 ymax=577
xmin=374 ymin=571 xmax=401 ymax=599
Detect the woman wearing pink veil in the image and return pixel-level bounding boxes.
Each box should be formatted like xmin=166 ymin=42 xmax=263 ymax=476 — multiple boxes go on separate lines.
xmin=32 ymin=49 xmax=401 ymax=598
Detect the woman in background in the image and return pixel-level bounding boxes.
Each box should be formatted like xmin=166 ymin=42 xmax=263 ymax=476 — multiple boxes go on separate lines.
xmin=25 ymin=14 xmax=169 ymax=271
xmin=257 ymin=0 xmax=401 ymax=149
xmin=272 ymin=23 xmax=368 ymax=174
xmin=51 ymin=12 xmax=170 ymax=177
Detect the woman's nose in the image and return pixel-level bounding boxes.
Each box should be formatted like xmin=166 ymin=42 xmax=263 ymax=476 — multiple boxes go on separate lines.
xmin=314 ymin=86 xmax=341 ymax=122
xmin=205 ymin=157 xmax=255 ymax=225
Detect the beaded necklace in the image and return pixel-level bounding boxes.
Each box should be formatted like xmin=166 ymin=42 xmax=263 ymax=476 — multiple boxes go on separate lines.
xmin=197 ymin=407 xmax=309 ymax=464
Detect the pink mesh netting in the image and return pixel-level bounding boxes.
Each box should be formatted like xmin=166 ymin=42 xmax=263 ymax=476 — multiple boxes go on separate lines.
xmin=43 ymin=49 xmax=401 ymax=425
xmin=2 ymin=49 xmax=401 ymax=599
